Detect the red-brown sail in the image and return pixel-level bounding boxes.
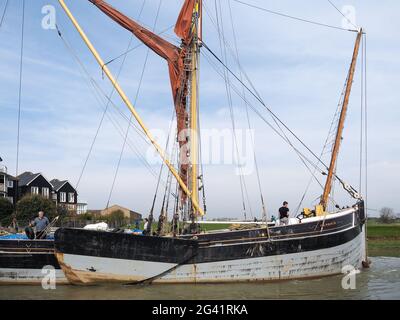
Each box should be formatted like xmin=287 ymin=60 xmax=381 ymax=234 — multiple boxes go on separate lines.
xmin=88 ymin=0 xmax=197 ymax=202
xmin=175 ymin=0 xmax=197 ymax=43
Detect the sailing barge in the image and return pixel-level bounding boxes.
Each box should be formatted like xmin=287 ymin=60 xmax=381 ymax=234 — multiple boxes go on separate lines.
xmin=55 ymin=204 xmax=366 ymax=284
xmin=52 ymin=0 xmax=369 ymax=284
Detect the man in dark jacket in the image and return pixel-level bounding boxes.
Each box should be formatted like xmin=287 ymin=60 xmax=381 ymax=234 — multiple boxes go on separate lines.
xmin=279 ymin=201 xmax=290 ymax=226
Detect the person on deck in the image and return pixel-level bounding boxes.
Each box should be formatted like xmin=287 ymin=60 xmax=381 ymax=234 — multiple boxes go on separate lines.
xmin=8 ymin=215 xmax=19 ymax=233
xmin=279 ymin=201 xmax=290 ymax=226
xmin=26 ymin=211 xmax=50 ymax=239
xmin=142 ymin=218 xmax=149 ymax=235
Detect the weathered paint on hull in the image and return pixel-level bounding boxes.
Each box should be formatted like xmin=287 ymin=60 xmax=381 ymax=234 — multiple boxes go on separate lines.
xmin=56 ymin=232 xmax=364 ymax=284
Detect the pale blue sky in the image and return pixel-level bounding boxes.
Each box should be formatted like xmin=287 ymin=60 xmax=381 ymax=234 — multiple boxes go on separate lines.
xmin=0 ymin=0 xmax=399 ymax=218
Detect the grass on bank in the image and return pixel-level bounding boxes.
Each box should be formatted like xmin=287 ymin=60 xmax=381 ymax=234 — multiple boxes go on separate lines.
xmin=365 ymin=221 xmax=400 ymax=257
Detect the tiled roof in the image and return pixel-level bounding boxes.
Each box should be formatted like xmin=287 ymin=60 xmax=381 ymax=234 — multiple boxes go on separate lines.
xmin=50 ymin=179 xmax=68 ymax=191
xmin=17 ymin=172 xmax=40 ymax=186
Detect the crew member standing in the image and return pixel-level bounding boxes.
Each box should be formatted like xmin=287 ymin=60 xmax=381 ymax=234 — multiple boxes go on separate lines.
xmin=26 ymin=211 xmax=50 ymax=239
xmin=279 ymin=201 xmax=290 ymax=226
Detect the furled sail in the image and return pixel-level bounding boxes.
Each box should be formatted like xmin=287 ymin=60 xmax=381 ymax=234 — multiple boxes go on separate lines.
xmin=175 ymin=0 xmax=197 ymax=43
xmin=88 ymin=0 xmax=197 ymax=203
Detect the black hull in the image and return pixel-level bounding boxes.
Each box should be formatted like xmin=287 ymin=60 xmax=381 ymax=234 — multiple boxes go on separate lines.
xmin=0 ymin=239 xmax=67 ymax=284
xmin=53 ymin=203 xmax=367 ymax=283
xmin=55 ymin=212 xmax=362 ymax=264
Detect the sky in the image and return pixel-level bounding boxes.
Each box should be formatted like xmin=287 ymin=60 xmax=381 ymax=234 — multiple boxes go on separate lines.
xmin=0 ymin=0 xmax=399 ymax=219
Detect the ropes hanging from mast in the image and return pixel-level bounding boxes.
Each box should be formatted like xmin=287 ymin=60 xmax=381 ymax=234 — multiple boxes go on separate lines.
xmin=202 ymin=1 xmax=364 ymax=202
xmin=148 ymin=111 xmax=177 ymax=234
xmin=201 ymin=39 xmax=357 ymax=194
xmin=0 ymin=0 xmax=9 ymax=29
xmin=214 ymin=0 xmax=253 ymax=220
xmin=227 ymin=0 xmax=267 ymax=222
xmin=294 ymin=76 xmax=347 ymax=215
xmin=359 ymin=34 xmax=365 ymax=193
xmin=201 ymin=48 xmax=326 ymax=178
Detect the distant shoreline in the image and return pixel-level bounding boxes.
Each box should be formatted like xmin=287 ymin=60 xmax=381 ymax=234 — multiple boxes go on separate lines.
xmin=367 ymin=222 xmax=400 ymax=257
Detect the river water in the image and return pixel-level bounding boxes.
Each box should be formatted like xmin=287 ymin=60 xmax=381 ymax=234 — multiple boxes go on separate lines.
xmin=0 ymin=257 xmax=399 ymax=300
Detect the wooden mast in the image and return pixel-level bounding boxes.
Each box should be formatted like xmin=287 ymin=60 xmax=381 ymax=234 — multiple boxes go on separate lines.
xmin=320 ymin=29 xmax=363 ymax=209
xmin=190 ymin=1 xmax=201 ymax=216
xmin=58 ymin=0 xmax=205 ymax=216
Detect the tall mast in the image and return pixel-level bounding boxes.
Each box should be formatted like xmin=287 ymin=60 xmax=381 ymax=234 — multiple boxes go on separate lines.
xmin=320 ymin=29 xmax=363 ymax=209
xmin=190 ymin=0 xmax=201 ymax=216
xmin=58 ymin=0 xmax=205 ymax=216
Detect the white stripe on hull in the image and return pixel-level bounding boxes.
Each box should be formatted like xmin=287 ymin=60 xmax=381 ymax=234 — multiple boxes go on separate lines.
xmin=57 ymin=233 xmax=364 ymax=284
xmin=0 ymin=268 xmax=68 ymax=285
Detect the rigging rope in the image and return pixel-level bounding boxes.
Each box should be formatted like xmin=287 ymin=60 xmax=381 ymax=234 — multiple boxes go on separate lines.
xmin=201 ymin=49 xmax=326 ymax=177
xmin=231 ymin=0 xmax=355 ymax=32
xmin=203 ymin=2 xmax=362 ymax=199
xmin=16 ymin=0 xmax=25 ymax=180
xmin=205 ymin=2 xmax=331 ymax=219
xmin=104 ymin=24 xmax=175 ymax=67
xmin=0 ymin=0 xmax=9 ymax=29
xmin=105 ymin=48 xmax=151 ymax=209
xmin=214 ymin=0 xmax=253 ymax=220
xmin=227 ymin=0 xmax=267 ymax=222
xmin=201 ymin=40 xmax=352 ymax=187
xmin=75 ymin=0 xmax=147 ymax=191
xmin=195 ymin=35 xmax=207 ymax=218
xmin=363 ymin=33 xmax=369 ymax=260
xmin=55 ymin=23 xmax=172 ymax=191
xmin=106 ymin=0 xmax=163 ymax=209
xmin=149 ymin=110 xmax=177 ymax=221
xmin=294 ymin=67 xmax=350 ymax=215
xmin=359 ymin=35 xmax=364 ymax=193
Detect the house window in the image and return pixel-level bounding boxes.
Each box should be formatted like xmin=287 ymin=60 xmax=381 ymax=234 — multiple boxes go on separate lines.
xmin=42 ymin=187 xmax=49 ymax=198
xmin=68 ymin=193 xmax=75 ymax=203
xmin=0 ymin=175 xmax=4 ymax=184
xmin=7 ymin=180 xmax=13 ymax=188
xmin=60 ymin=192 xmax=66 ymax=203
xmin=7 ymin=197 xmax=13 ymax=204
xmin=31 ymin=186 xmax=39 ymax=195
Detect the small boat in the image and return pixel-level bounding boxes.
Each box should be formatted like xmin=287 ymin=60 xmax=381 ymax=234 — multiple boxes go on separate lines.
xmin=0 ymin=236 xmax=68 ymax=284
